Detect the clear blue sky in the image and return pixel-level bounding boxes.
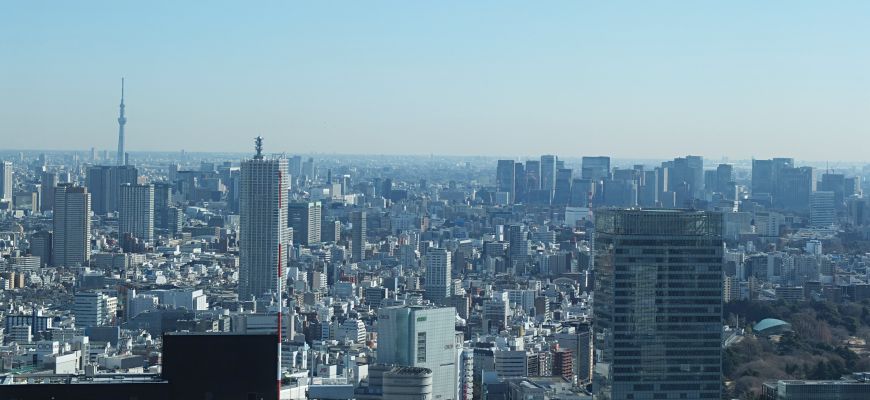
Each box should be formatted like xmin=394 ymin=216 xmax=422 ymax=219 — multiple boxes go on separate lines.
xmin=2 ymin=1 xmax=869 ymax=160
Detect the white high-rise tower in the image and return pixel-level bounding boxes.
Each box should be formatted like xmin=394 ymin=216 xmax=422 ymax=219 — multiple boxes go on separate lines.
xmin=119 ymin=183 xmax=155 ymax=243
xmin=239 ymin=137 xmax=289 ymax=301
xmin=424 ymin=247 xmax=452 ymax=302
xmin=0 ymin=161 xmax=11 ymax=202
xmin=117 ymin=78 xmax=126 ymax=166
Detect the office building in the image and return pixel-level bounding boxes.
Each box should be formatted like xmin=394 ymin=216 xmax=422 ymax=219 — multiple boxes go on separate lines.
xmin=570 ymin=178 xmax=594 ymax=207
xmin=29 ymin=230 xmax=52 ymax=267
xmin=665 ymin=155 xmax=704 ymax=200
xmin=508 ymin=224 xmax=530 ymax=266
xmin=556 ymin=325 xmax=594 ymax=385
xmin=424 ymin=247 xmax=452 ymax=303
xmin=0 ymin=160 xmax=11 ymax=202
xmin=351 ymin=211 xmax=367 ymax=263
xmin=752 ymin=158 xmax=793 ymax=201
xmin=581 ymin=156 xmax=611 ymax=181
xmin=288 ymin=201 xmax=322 ymax=246
xmin=715 ymin=164 xmax=733 ymax=194
xmin=377 ymin=306 xmax=457 ymax=400
xmin=40 ymin=171 xmax=57 ymax=212
xmin=761 ymin=377 xmax=870 ymax=400
xmin=752 ymin=159 xmax=774 ymax=196
xmin=775 ymin=167 xmax=814 ymax=211
xmin=525 ymin=160 xmax=541 ymax=191
xmin=239 ymin=137 xmax=289 ymax=301
xmin=52 ymin=184 xmax=91 ymax=267
xmin=552 ymin=168 xmax=573 ymax=205
xmin=74 ymin=292 xmax=116 ymax=329
xmin=638 ymin=171 xmax=659 ymax=206
xmin=152 ymin=182 xmax=182 ymax=234
xmin=818 ymin=173 xmax=846 ymax=209
xmin=496 ymin=160 xmax=516 ymax=203
xmin=594 ymin=209 xmax=724 ymax=400
xmin=513 ymin=162 xmax=526 ymax=203
xmin=540 ymin=155 xmax=557 ymax=198
xmin=119 ymin=183 xmax=155 ymax=243
xmin=810 ymin=191 xmax=836 ymax=228
xmin=86 ymin=165 xmax=139 ymax=214
xmin=153 ymin=182 xmax=172 ymax=224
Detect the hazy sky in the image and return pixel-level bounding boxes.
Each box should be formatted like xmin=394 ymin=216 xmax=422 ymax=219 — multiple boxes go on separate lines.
xmin=2 ymin=1 xmax=869 ymax=160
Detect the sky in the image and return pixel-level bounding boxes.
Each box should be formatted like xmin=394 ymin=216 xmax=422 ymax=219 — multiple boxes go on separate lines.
xmin=2 ymin=1 xmax=870 ymax=161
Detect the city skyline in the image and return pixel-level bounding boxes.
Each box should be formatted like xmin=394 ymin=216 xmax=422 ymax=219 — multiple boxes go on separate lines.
xmin=3 ymin=2 xmax=870 ymax=160
xmin=4 ymin=3 xmax=870 ymax=399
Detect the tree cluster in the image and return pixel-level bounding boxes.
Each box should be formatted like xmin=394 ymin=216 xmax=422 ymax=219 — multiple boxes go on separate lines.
xmin=723 ymin=299 xmax=870 ymax=399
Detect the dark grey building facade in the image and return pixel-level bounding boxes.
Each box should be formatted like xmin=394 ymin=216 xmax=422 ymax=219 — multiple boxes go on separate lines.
xmin=594 ymin=209 xmax=724 ymax=400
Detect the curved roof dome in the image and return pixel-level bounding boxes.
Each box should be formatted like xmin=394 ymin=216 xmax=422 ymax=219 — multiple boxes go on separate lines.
xmin=754 ymin=318 xmax=791 ymax=333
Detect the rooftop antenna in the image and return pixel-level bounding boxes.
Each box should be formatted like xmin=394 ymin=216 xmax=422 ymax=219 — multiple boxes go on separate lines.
xmin=254 ymin=136 xmax=264 ymax=159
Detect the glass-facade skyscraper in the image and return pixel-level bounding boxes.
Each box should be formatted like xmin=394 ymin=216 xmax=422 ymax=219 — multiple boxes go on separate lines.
xmin=594 ymin=209 xmax=723 ymax=400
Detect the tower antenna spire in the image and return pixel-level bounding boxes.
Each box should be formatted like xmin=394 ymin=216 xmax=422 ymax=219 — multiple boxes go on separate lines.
xmin=117 ymin=77 xmax=127 ymax=165
xmin=254 ymin=136 xmax=264 ymax=159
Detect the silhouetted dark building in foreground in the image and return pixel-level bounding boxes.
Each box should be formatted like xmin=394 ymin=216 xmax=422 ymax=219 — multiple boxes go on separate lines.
xmin=0 ymin=333 xmax=278 ymax=400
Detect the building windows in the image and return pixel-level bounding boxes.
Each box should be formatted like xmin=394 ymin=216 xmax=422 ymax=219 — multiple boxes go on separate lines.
xmin=416 ymin=332 xmax=427 ymax=363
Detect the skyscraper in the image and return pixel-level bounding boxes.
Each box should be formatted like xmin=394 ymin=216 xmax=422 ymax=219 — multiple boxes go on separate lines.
xmin=288 ymin=155 xmax=302 ymax=178
xmin=686 ymin=155 xmax=705 ymax=197
xmin=508 ymin=224 xmax=530 ymax=266
xmin=818 ymin=173 xmax=846 ymax=209
xmin=752 ymin=158 xmax=793 ymax=200
xmin=666 ymin=155 xmax=704 ymax=201
xmin=117 ymin=78 xmax=127 ymax=166
xmin=594 ymin=209 xmax=723 ymax=400
xmin=525 ymin=160 xmax=541 ymax=190
xmin=751 ymin=159 xmax=774 ymax=196
xmin=39 ymin=171 xmax=57 ymax=213
xmin=570 ymin=177 xmax=594 ymax=207
xmin=715 ymin=164 xmax=733 ymax=194
xmin=0 ymin=160 xmax=11 ymax=202
xmin=377 ymin=305 xmax=458 ymax=400
xmin=351 ymin=211 xmax=367 ymax=263
xmin=152 ymin=181 xmax=179 ymax=233
xmin=513 ymin=162 xmax=526 ymax=203
xmin=638 ymin=171 xmax=658 ymax=207
xmin=810 ymin=191 xmax=836 ymax=227
xmin=86 ymin=165 xmax=138 ymax=215
xmin=775 ymin=167 xmax=814 ymax=211
xmin=552 ymin=168 xmax=573 ymax=205
xmin=118 ymin=183 xmax=155 ymax=243
xmin=540 ymin=155 xmax=557 ymax=199
xmin=52 ymin=184 xmax=91 ymax=267
xmin=581 ymin=156 xmax=611 ymax=181
xmin=30 ymin=230 xmax=52 ymax=267
xmin=239 ymin=137 xmax=289 ymax=301
xmin=288 ymin=201 xmax=322 ymax=246
xmin=424 ymin=247 xmax=452 ymax=303
xmin=496 ymin=160 xmax=516 ymax=203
